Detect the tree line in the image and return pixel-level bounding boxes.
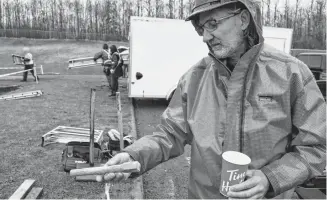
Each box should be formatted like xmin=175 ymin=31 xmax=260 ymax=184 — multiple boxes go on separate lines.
xmin=0 ymin=0 xmax=325 ymax=49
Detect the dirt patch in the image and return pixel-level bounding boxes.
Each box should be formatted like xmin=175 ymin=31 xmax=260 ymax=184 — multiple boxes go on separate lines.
xmin=0 ymin=85 xmax=20 ymax=95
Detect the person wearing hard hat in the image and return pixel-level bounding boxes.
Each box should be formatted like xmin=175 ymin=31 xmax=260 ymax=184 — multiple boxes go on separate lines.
xmin=96 ymin=0 xmax=326 ymax=199
xmin=21 ymin=47 xmax=39 ymax=82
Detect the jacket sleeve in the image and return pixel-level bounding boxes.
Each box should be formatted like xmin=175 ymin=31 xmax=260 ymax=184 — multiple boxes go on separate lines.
xmin=93 ymin=51 xmax=103 ymax=61
xmin=261 ymin=69 xmax=326 ymax=197
xmin=123 ymin=82 xmax=192 ymax=174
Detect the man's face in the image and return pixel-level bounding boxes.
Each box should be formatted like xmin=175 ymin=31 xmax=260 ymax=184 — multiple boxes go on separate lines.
xmin=198 ymin=7 xmax=244 ymax=59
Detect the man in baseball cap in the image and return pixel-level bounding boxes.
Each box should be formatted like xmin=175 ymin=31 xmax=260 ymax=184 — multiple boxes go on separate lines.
xmin=95 ymin=0 xmax=326 ymax=199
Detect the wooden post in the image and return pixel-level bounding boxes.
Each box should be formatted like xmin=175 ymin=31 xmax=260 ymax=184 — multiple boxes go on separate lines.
xmin=116 ymin=92 xmax=124 ymax=151
xmin=90 ymin=88 xmax=96 ymax=166
xmin=34 ymin=66 xmax=38 ymax=84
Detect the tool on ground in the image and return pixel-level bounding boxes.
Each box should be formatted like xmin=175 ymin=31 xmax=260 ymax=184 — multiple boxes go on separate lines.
xmin=9 ymin=179 xmax=43 ymax=199
xmin=41 ymin=126 xmax=104 ymax=147
xmin=70 ymin=161 xmax=141 ymax=176
xmin=61 ymin=141 xmax=102 ymax=172
xmin=0 ymin=90 xmax=43 ymax=100
xmin=74 ymin=88 xmax=103 ymax=182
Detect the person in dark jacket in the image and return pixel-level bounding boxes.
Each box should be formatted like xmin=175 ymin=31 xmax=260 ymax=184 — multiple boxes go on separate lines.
xmin=94 ymin=44 xmax=112 ymax=88
xmin=108 ymin=45 xmax=123 ymax=97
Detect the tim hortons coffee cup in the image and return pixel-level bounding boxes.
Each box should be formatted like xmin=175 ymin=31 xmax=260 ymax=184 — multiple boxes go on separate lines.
xmin=220 ymin=151 xmax=251 ymax=197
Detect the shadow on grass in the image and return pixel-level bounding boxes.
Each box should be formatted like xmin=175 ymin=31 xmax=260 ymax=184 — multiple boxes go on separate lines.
xmin=0 ymin=85 xmax=20 ymax=95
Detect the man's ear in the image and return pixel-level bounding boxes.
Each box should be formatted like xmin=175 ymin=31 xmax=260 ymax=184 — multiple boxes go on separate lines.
xmin=240 ymin=9 xmax=251 ymax=31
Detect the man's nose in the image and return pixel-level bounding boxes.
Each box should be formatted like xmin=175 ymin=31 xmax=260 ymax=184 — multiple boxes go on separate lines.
xmin=202 ymin=29 xmax=213 ymax=43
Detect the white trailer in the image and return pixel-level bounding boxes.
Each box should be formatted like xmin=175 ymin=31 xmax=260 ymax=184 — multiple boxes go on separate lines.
xmin=128 ymin=16 xmax=293 ymax=100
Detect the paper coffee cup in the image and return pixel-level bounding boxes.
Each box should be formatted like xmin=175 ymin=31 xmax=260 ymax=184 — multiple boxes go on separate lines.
xmin=220 ymin=151 xmax=251 ymax=197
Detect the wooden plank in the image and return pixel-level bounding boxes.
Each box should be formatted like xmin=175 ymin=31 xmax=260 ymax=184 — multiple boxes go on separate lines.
xmin=75 ymin=163 xmax=103 ymax=182
xmin=25 ymin=187 xmax=43 ymax=199
xmin=9 ymin=179 xmax=35 ymax=200
xmin=75 ymin=175 xmax=98 ymax=182
xmin=116 ymin=92 xmax=124 ymax=151
xmin=296 ymin=187 xmax=326 ymax=199
xmin=71 ymin=161 xmax=141 ymax=177
xmin=89 ymin=88 xmax=96 ymax=166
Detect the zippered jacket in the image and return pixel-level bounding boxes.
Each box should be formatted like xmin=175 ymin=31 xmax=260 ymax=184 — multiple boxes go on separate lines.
xmin=124 ymin=0 xmax=326 ymax=198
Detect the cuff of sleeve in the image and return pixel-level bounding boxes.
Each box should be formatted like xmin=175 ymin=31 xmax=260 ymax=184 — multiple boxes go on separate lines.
xmin=261 ymin=166 xmax=281 ymax=198
xmin=122 ymin=147 xmax=143 ymax=178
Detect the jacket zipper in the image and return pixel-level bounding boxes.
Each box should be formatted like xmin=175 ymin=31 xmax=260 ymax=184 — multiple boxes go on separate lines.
xmin=209 ymin=53 xmax=232 ymax=76
xmin=239 ymin=49 xmax=261 ymax=152
xmin=209 ymin=52 xmax=247 ymax=152
xmin=239 ymin=76 xmax=247 ymax=152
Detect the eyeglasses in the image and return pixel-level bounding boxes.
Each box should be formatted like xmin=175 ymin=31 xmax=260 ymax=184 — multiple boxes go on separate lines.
xmin=198 ymin=9 xmax=242 ymax=33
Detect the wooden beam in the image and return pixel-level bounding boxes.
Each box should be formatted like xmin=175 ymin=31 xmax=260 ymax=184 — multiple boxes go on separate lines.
xmin=116 ymin=92 xmax=124 ymax=151
xmin=89 ymin=88 xmax=96 ymax=166
xmin=25 ymin=187 xmax=43 ymax=199
xmin=75 ymin=163 xmax=103 ymax=182
xmin=9 ymin=179 xmax=35 ymax=200
xmin=71 ymin=161 xmax=141 ymax=177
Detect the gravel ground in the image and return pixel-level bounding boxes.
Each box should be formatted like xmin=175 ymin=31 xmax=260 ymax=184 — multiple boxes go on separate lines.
xmin=133 ymin=99 xmax=191 ymax=199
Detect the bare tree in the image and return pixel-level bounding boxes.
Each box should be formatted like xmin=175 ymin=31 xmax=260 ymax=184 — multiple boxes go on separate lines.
xmin=50 ymin=0 xmax=57 ymax=31
xmin=284 ymin=0 xmax=289 ymax=27
xmin=136 ymin=0 xmax=143 ymax=16
xmin=0 ymin=0 xmax=3 ymax=28
xmin=266 ymin=0 xmax=271 ymax=25
xmin=168 ymin=0 xmax=175 ymax=19
xmin=273 ymin=0 xmax=279 ymax=26
xmin=179 ymin=0 xmax=184 ymax=19
xmin=58 ymin=0 xmax=64 ymax=31
xmin=308 ymin=0 xmax=314 ymax=36
xmin=94 ymin=0 xmax=100 ymax=34
xmin=293 ymin=0 xmax=300 ymax=38
xmin=86 ymin=0 xmax=92 ymax=32
xmin=145 ymin=0 xmax=152 ymax=17
xmin=155 ymin=0 xmax=164 ymax=17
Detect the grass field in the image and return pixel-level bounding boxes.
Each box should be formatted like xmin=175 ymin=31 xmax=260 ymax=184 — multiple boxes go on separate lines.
xmin=0 ymin=38 xmax=137 ymax=199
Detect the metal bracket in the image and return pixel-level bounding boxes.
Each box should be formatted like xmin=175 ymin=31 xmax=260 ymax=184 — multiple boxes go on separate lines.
xmin=41 ymin=126 xmax=105 ymax=147
xmin=0 ymin=90 xmax=43 ymax=100
xmin=68 ymin=57 xmax=105 ymax=69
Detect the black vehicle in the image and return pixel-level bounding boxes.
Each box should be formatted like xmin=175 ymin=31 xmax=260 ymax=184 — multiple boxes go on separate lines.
xmin=296 ymin=52 xmax=326 ymax=80
xmin=316 ymin=80 xmax=326 ymax=101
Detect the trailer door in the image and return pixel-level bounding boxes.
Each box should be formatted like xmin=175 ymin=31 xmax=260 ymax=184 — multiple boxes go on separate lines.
xmin=128 ymin=17 xmax=208 ymax=98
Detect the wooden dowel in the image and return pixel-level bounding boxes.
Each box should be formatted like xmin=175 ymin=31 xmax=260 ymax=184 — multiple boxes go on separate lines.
xmin=70 ymin=161 xmax=140 ymax=177
xmin=116 ymin=92 xmax=124 ymax=151
xmin=90 ymin=88 xmax=96 ymax=166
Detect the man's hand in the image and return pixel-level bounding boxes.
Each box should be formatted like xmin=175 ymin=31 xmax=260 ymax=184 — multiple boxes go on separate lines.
xmin=96 ymin=152 xmax=136 ymax=183
xmin=227 ymin=170 xmax=270 ymax=199
xmin=110 ymin=69 xmax=114 ymax=74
